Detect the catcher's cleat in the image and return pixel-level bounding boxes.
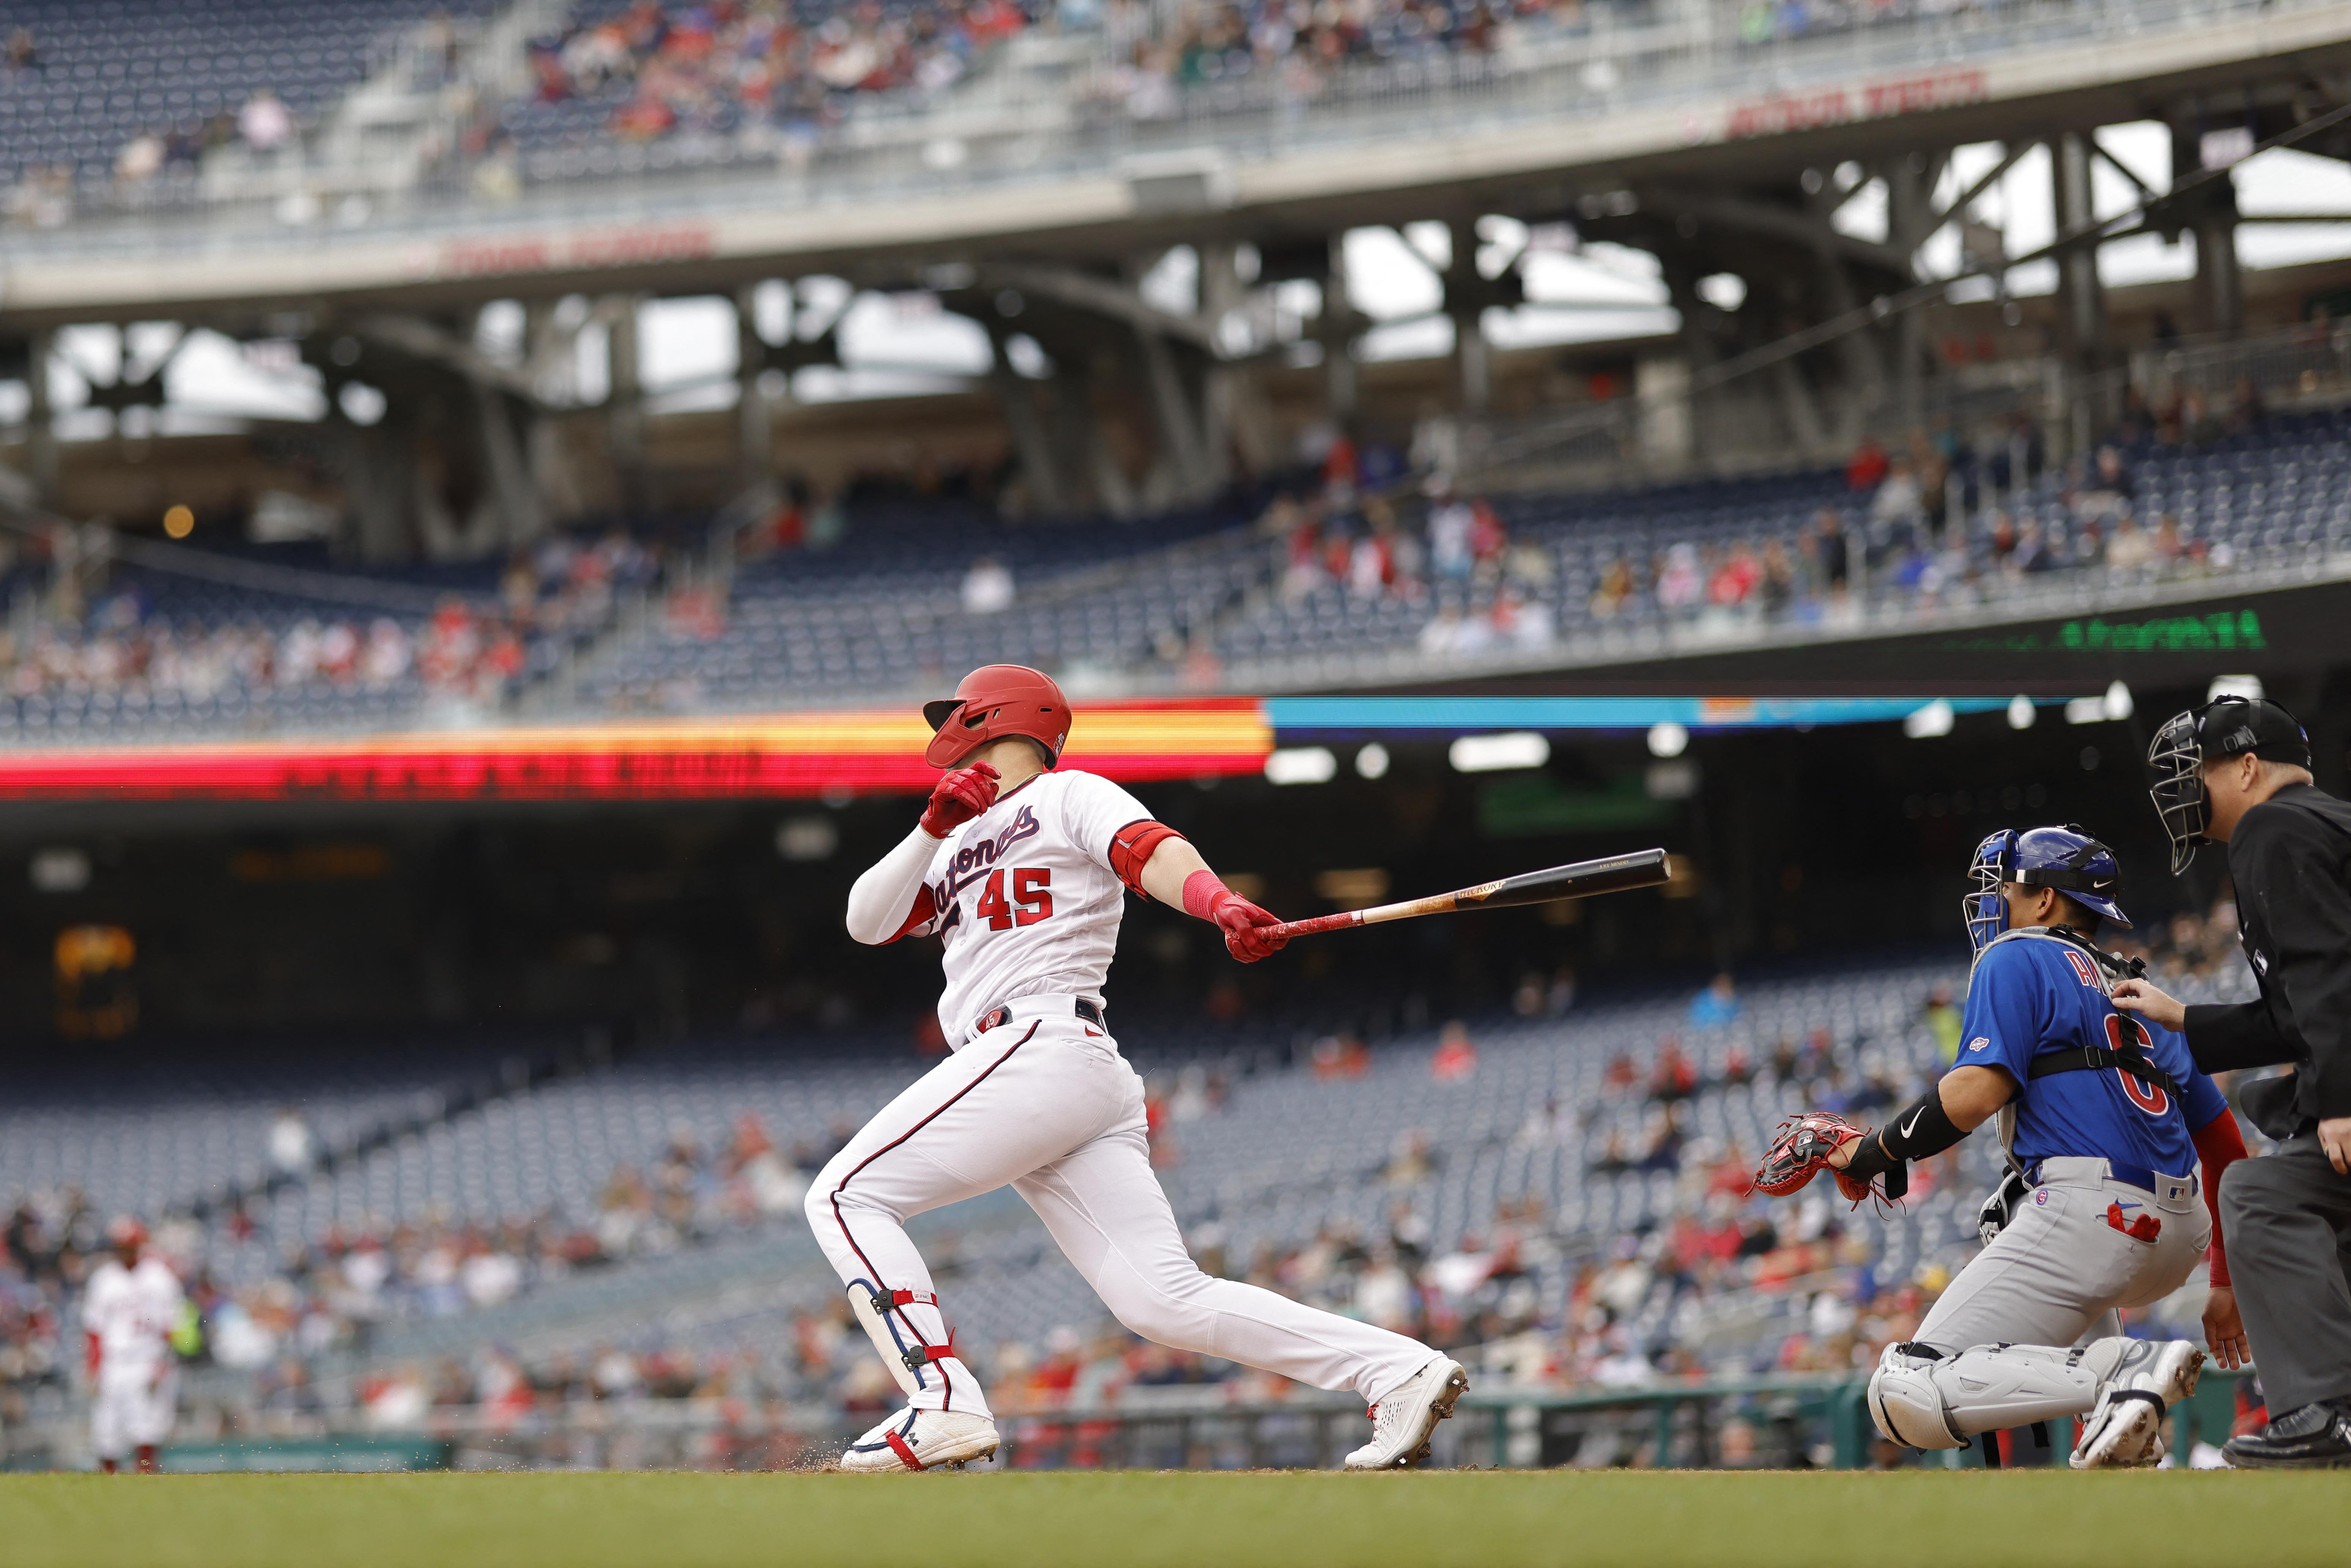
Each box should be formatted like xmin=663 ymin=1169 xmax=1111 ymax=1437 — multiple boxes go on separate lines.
xmin=1755 ymin=1110 xmax=1880 ymax=1200
xmin=839 ymin=1408 xmax=1001 ymax=1473
xmin=1344 ymin=1357 xmax=1469 ymax=1470
xmin=2070 ymin=1340 xmax=2202 ymax=1469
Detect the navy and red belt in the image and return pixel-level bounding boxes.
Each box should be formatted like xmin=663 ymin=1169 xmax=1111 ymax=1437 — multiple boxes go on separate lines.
xmin=975 ymin=998 xmax=1102 ymax=1034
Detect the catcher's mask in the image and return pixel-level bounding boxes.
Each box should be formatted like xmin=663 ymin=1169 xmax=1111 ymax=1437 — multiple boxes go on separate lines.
xmin=2147 ymin=697 xmax=2312 ymax=873
xmin=1964 ymin=825 xmax=2131 ymax=958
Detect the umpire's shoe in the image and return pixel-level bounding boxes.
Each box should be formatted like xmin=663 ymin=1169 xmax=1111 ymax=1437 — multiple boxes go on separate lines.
xmin=2224 ymin=1398 xmax=2351 ymax=1469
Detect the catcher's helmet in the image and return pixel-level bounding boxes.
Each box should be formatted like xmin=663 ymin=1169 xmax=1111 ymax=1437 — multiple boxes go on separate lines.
xmin=2146 ymin=696 xmax=2311 ymax=873
xmin=921 ymin=664 xmax=1072 ymax=769
xmin=1964 ymin=825 xmax=2130 ymax=957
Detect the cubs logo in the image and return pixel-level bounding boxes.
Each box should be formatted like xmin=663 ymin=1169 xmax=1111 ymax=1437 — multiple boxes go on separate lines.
xmin=1967 ymin=1037 xmax=1990 ymax=1054
xmin=2033 ymin=1189 xmax=2051 ymax=1206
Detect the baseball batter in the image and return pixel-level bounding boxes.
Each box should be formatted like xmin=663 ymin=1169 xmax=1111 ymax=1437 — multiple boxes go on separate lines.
xmin=81 ymin=1218 xmax=183 ymax=1474
xmin=1759 ymin=826 xmax=2249 ymax=1467
xmin=812 ymin=664 xmax=1467 ymax=1471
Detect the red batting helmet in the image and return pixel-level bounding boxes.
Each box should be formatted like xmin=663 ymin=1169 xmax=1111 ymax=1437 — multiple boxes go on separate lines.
xmin=922 ymin=665 xmax=1072 ymax=768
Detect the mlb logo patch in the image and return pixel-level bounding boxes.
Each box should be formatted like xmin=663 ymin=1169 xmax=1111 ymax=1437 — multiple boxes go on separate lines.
xmin=1967 ymin=1037 xmax=1990 ymax=1054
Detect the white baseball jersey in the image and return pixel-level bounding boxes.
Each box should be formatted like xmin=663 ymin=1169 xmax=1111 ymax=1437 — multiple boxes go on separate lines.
xmin=904 ymin=769 xmax=1153 ymax=1043
xmin=82 ymin=1256 xmax=183 ymax=1377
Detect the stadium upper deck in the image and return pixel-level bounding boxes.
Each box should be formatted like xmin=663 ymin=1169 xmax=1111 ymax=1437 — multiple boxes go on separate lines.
xmin=4 ymin=0 xmax=2345 ymax=322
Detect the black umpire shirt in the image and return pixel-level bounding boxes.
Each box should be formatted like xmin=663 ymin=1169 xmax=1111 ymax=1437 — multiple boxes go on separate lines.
xmin=2183 ymin=783 xmax=2351 ymax=1140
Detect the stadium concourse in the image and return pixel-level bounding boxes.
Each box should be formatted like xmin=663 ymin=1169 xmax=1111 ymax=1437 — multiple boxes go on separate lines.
xmin=0 ymin=905 xmax=2258 ymax=1470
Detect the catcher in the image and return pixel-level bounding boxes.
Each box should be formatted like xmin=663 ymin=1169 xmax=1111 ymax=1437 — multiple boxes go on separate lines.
xmin=1757 ymin=825 xmax=2249 ymax=1467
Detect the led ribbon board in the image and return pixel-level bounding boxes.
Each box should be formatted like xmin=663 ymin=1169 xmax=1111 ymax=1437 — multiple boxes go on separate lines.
xmin=1263 ymin=696 xmax=2025 ymax=734
xmin=0 ymin=699 xmax=1272 ymax=801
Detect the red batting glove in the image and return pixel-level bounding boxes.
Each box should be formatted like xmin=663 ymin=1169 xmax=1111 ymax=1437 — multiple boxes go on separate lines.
xmin=920 ymin=762 xmax=998 ymax=838
xmin=1184 ymin=871 xmax=1289 ymax=963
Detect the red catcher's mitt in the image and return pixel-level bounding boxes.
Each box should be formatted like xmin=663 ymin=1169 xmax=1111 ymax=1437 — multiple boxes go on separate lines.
xmin=1756 ymin=1111 xmax=1880 ymax=1201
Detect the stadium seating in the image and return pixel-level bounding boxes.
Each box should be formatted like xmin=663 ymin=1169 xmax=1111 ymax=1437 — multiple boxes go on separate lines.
xmin=0 ymin=403 xmax=2338 ymax=740
xmin=575 ymin=500 xmax=1251 ymax=710
xmin=0 ymin=939 xmax=2262 ymax=1452
xmin=0 ymin=531 xmax=659 ymax=744
xmin=562 ymin=404 xmax=2351 ymax=715
xmin=0 ymin=0 xmax=498 ymax=190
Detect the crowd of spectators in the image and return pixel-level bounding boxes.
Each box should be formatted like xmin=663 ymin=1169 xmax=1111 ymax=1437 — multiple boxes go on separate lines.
xmin=0 ymin=1106 xmax=836 ymax=1436
xmin=1350 ymin=380 xmax=2281 ymax=668
xmin=517 ymin=0 xmax=1036 ymax=154
xmin=0 ymin=526 xmax=660 ymax=717
xmin=5 ymin=941 xmax=2244 ymax=1461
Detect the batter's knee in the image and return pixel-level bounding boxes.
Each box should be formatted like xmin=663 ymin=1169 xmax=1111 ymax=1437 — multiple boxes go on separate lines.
xmin=1095 ymin=1266 xmax=1211 ymax=1350
xmin=803 ymin=1163 xmax=852 ymax=1246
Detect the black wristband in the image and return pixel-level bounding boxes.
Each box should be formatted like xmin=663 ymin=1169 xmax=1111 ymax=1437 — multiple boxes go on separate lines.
xmin=1874 ymin=1087 xmax=1969 ymax=1164
xmin=1841 ymin=1132 xmax=1898 ymax=1185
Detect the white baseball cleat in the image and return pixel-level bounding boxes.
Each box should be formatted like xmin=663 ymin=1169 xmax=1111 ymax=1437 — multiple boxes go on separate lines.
xmin=839 ymin=1408 xmax=1001 ymax=1472
xmin=1344 ymin=1358 xmax=1469 ymax=1470
xmin=2071 ymin=1339 xmax=2203 ymax=1469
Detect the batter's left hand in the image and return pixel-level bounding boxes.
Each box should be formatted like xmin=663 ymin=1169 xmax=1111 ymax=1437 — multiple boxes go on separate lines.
xmin=2203 ymin=1285 xmax=2250 ymax=1369
xmin=1209 ymin=890 xmax=1289 ymax=963
xmin=2319 ymin=1116 xmax=2351 ymax=1176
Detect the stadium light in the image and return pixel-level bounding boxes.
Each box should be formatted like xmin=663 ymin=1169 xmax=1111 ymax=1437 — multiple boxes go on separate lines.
xmin=1354 ymin=743 xmax=1390 ymax=779
xmin=1264 ymin=746 xmax=1338 ymax=786
xmin=1449 ymin=732 xmax=1550 ymax=773
xmin=1903 ymin=700 xmax=1955 ymax=739
xmin=2007 ymin=695 xmax=2035 ymax=730
xmin=2103 ymin=680 xmax=2133 ymax=721
xmin=775 ymin=817 xmax=839 ymax=861
xmin=2209 ymin=674 xmax=2264 ymax=703
xmin=1646 ymin=722 xmax=1688 ymax=759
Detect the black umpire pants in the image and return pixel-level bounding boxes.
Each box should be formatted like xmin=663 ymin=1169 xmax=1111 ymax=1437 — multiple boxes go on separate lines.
xmin=2221 ymin=1138 xmax=2351 ymax=1414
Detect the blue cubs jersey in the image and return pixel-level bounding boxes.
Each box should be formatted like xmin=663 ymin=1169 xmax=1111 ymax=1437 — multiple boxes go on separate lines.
xmin=1959 ymin=933 xmax=2228 ymax=1175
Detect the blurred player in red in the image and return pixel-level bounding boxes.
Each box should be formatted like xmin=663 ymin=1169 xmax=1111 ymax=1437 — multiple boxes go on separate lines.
xmin=82 ymin=1218 xmax=183 ymax=1474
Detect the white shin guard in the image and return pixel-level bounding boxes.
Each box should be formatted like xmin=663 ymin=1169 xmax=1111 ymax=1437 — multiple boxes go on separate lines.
xmin=846 ymin=1279 xmax=981 ymax=1411
xmin=1868 ymin=1340 xmax=2105 ymax=1450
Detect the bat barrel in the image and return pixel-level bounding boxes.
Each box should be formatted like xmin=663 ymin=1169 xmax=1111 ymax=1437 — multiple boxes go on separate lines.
xmin=1463 ymin=847 xmax=1673 ymax=910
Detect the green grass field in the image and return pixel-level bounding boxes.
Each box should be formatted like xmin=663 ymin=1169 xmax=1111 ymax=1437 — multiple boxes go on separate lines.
xmin=3 ymin=1469 xmax=2346 ymax=1568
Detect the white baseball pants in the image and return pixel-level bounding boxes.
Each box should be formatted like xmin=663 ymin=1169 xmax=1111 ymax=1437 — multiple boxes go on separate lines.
xmin=91 ymin=1364 xmax=175 ymax=1459
xmin=1915 ymin=1157 xmax=2212 ymax=1354
xmin=805 ymin=1014 xmax=1433 ymax=1422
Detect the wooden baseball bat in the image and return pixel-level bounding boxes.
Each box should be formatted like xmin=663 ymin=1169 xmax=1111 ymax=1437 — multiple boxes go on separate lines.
xmin=1261 ymin=847 xmax=1673 ymax=941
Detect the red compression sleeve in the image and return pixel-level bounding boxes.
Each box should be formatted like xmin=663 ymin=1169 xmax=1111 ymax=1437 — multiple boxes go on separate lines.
xmin=2192 ymin=1107 xmax=2250 ymax=1288
xmin=1109 ymin=821 xmax=1183 ymax=896
xmin=1181 ymin=869 xmax=1227 ymax=921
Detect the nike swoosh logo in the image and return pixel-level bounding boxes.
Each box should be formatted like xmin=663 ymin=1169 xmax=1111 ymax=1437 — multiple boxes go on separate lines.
xmin=1899 ymin=1110 xmax=1926 ymax=1138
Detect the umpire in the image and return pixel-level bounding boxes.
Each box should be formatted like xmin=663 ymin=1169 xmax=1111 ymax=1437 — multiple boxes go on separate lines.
xmin=2113 ymin=695 xmax=2351 ymax=1467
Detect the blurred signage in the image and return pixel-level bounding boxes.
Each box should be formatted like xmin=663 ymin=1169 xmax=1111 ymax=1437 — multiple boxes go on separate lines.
xmin=430 ymin=224 xmax=719 ymax=280
xmin=1724 ymin=68 xmax=1988 ymax=140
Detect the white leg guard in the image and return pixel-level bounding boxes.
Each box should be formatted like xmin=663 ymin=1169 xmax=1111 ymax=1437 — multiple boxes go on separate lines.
xmin=2070 ymin=1338 xmax=2203 ymax=1470
xmin=1867 ymin=1341 xmax=2100 ymax=1450
xmin=845 ymin=1279 xmax=987 ymax=1416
